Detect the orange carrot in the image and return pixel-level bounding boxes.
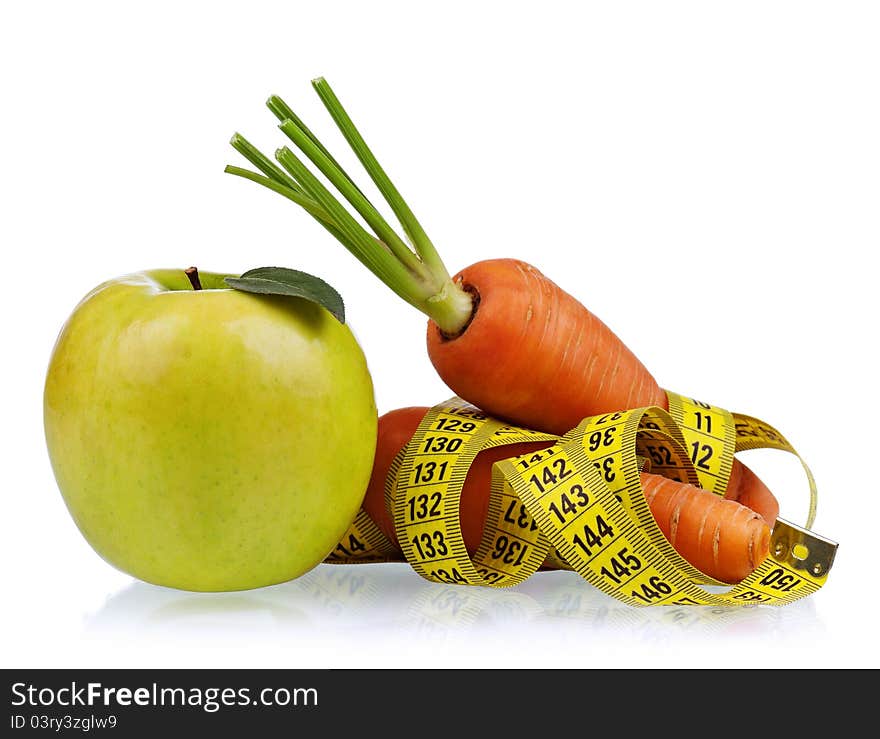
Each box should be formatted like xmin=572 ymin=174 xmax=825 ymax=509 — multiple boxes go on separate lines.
xmin=425 ymin=258 xmax=669 ymax=435
xmin=363 ymin=407 xmax=771 ymax=583
xmin=640 ymin=472 xmax=770 ymax=584
xmin=227 ymin=79 xmax=781 ymax=530
xmin=724 ymin=458 xmax=779 ymax=527
xmin=422 ymin=259 xmax=779 ymax=527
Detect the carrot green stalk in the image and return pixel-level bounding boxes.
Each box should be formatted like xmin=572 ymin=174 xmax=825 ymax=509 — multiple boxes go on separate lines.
xmin=226 ymin=78 xmax=472 ymax=335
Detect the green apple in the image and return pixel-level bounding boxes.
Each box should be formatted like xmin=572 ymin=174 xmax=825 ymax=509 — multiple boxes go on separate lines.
xmin=43 ymin=268 xmax=377 ymax=592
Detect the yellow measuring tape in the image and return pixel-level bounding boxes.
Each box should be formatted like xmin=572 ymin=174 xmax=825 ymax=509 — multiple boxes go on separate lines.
xmin=326 ymin=391 xmax=837 ymax=606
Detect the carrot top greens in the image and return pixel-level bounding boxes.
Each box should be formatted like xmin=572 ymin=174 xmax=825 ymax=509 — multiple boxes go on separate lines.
xmin=226 ymin=77 xmax=474 ymax=335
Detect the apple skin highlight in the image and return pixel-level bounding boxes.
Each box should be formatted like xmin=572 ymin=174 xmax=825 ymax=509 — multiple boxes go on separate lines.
xmin=44 ymin=269 xmax=378 ymax=592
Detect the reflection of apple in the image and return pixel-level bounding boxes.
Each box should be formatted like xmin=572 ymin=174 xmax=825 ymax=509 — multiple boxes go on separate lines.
xmin=43 ymin=268 xmax=377 ymax=591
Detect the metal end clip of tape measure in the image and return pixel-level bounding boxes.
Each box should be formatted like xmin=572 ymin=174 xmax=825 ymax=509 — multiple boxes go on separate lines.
xmin=326 ymin=392 xmax=838 ymax=607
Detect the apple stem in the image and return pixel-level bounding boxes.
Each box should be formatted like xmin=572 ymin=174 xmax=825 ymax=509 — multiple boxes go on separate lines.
xmin=184 ymin=267 xmax=203 ymax=291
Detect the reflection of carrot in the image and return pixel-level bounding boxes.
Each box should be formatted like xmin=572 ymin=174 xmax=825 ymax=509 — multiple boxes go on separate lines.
xmin=363 ymin=407 xmax=771 ymax=584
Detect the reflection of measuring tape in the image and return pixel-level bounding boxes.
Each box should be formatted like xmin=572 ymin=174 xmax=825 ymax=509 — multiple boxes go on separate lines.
xmin=326 ymin=393 xmax=837 ymax=606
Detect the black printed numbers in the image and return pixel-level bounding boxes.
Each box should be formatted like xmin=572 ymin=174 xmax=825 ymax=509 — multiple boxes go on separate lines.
xmin=548 ymin=484 xmax=590 ymax=524
xmin=571 ymin=514 xmax=614 ymax=557
xmin=690 ymin=441 xmax=713 ymax=470
xmin=631 ymin=575 xmax=673 ymax=603
xmin=587 ymin=426 xmax=616 ymax=452
xmin=600 ymin=547 xmax=643 ymax=585
xmin=529 ymin=457 xmax=572 ymax=493
xmin=421 ymin=435 xmax=463 ymax=453
xmin=434 ymin=417 xmax=476 ymax=433
xmin=411 ymin=530 xmax=449 ymax=559
xmin=408 ymin=491 xmax=442 ymax=520
xmin=491 ymin=535 xmax=529 ymax=567
xmin=413 ymin=460 xmax=449 ymax=483
xmin=693 ymin=411 xmax=713 ymax=433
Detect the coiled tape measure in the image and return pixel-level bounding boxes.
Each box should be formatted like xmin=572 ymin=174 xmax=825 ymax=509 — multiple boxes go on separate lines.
xmin=325 ymin=391 xmax=838 ymax=607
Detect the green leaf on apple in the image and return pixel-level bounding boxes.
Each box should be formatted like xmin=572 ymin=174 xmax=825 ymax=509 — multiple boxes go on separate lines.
xmin=225 ymin=267 xmax=345 ymax=323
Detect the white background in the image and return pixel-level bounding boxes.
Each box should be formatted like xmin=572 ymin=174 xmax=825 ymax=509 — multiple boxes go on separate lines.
xmin=2 ymin=1 xmax=877 ymax=669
